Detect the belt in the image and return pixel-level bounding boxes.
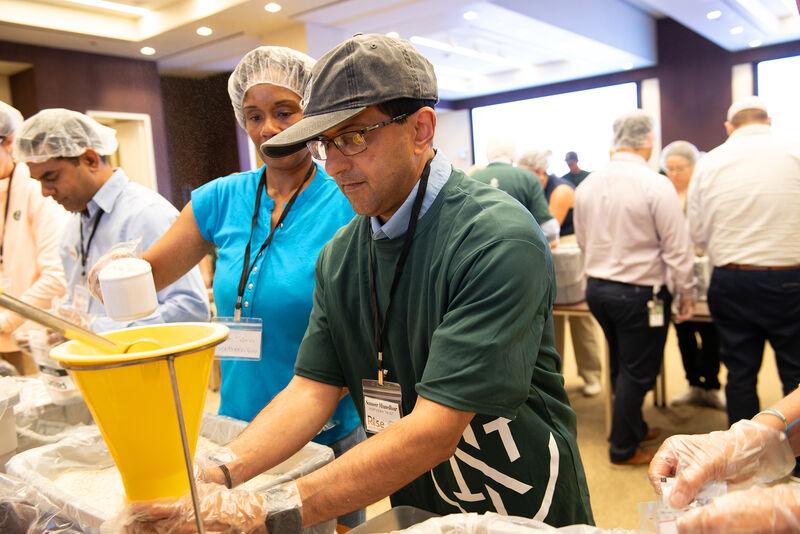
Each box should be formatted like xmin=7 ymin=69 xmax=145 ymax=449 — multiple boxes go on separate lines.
xmin=720 ymin=263 xmax=800 ymax=271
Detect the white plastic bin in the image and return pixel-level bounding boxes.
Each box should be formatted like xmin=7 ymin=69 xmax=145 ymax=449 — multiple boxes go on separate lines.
xmin=6 ymin=413 xmax=335 ymax=533
xmin=552 ymin=244 xmax=586 ymax=304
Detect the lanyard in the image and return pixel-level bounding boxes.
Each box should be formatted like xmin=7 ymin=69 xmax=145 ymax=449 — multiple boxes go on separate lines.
xmin=234 ymin=162 xmax=316 ymax=321
xmin=0 ymin=169 xmax=12 ymax=266
xmin=79 ymin=210 xmax=103 ymax=279
xmin=367 ymin=158 xmax=432 ymax=385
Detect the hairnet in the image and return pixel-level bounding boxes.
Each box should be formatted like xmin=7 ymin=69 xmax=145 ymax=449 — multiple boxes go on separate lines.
xmin=612 ymin=110 xmax=654 ymax=149
xmin=660 ymin=140 xmax=700 ymax=169
xmin=13 ymin=108 xmax=118 ymax=164
xmin=228 ymin=46 xmax=316 ymax=128
xmin=517 ymin=149 xmax=552 ymax=172
xmin=0 ymin=101 xmax=23 ymax=138
xmin=486 ymin=137 xmax=517 ymax=163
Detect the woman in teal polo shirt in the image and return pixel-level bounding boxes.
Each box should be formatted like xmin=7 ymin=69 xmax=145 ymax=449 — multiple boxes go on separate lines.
xmin=93 ymin=46 xmax=364 ymax=525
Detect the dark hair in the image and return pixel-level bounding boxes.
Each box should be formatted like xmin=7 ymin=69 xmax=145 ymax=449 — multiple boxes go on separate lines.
xmin=58 ymin=154 xmax=111 ymax=166
xmin=376 ymin=98 xmax=437 ymax=123
xmin=730 ymin=108 xmax=769 ymax=128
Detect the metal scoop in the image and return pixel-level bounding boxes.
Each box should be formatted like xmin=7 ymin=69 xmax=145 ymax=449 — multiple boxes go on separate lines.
xmin=0 ymin=289 xmax=161 ymax=354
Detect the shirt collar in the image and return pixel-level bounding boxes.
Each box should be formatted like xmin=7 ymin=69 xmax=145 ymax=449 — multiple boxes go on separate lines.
xmin=728 ymin=123 xmax=770 ymax=139
xmin=612 ymin=151 xmax=648 ymax=165
xmin=86 ymin=168 xmax=128 ymax=218
xmin=371 ymin=150 xmax=451 ymax=240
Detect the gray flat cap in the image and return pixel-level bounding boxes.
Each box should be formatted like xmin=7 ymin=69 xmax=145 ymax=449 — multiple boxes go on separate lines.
xmin=261 ymin=33 xmax=438 ymax=158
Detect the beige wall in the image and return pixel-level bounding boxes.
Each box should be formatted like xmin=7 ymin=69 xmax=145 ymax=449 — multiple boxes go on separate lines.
xmin=433 ymin=109 xmax=473 ymax=172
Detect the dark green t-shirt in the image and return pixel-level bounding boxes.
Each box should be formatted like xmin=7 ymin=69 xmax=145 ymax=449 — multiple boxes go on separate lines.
xmin=472 ymin=162 xmax=554 ymax=226
xmin=560 ymin=170 xmax=590 ymax=187
xmin=295 ymin=169 xmax=593 ymax=526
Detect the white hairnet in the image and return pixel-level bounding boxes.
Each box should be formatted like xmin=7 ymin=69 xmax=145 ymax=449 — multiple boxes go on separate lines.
xmin=13 ymin=108 xmax=118 ymax=164
xmin=660 ymin=140 xmax=700 ymax=169
xmin=517 ymin=149 xmax=552 ymax=172
xmin=612 ymin=109 xmax=653 ymax=149
xmin=0 ymin=101 xmax=23 ymax=138
xmin=228 ymin=46 xmax=316 ymax=128
xmin=486 ymin=137 xmax=516 ymax=163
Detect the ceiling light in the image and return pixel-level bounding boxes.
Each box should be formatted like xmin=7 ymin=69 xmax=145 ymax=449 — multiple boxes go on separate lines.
xmin=730 ymin=25 xmax=744 ymax=34
xmin=264 ymin=2 xmax=282 ymax=13
xmin=622 ymin=62 xmax=634 ymax=70
xmin=733 ymin=0 xmax=780 ymax=32
xmin=749 ymin=39 xmax=762 ymax=47
xmin=410 ymin=35 xmax=525 ymax=68
xmin=140 ymin=46 xmax=156 ymax=56
xmin=386 ymin=32 xmax=400 ymax=38
xmin=63 ymin=0 xmax=149 ymax=16
xmin=462 ymin=10 xmax=478 ymax=20
xmin=196 ymin=26 xmax=213 ymax=36
xmin=706 ymin=10 xmax=722 ymax=20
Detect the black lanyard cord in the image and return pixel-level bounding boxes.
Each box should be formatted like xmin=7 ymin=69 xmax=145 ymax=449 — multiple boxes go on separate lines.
xmin=0 ymin=169 xmax=13 ymax=266
xmin=367 ymin=158 xmax=432 ymax=385
xmin=234 ymin=162 xmax=316 ymax=320
xmin=79 ymin=210 xmax=104 ymax=279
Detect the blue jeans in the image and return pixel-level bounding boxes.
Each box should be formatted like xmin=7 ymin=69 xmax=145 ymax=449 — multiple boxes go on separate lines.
xmin=328 ymin=425 xmax=367 ymax=527
xmin=586 ymin=279 xmax=671 ymax=463
xmin=707 ymin=267 xmax=800 ymax=425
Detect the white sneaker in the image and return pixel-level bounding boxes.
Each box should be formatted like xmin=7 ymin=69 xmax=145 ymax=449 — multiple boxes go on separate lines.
xmin=582 ymin=381 xmax=602 ymax=397
xmin=701 ymin=389 xmax=726 ymax=410
xmin=671 ymin=386 xmax=705 ymax=407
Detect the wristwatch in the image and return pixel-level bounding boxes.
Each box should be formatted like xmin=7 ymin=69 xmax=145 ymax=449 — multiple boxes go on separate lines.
xmin=266 ymin=507 xmax=302 ymax=534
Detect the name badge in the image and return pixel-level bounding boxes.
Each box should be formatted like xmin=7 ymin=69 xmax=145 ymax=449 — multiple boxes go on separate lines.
xmin=73 ymin=286 xmax=92 ymax=314
xmin=213 ymin=317 xmax=262 ymax=360
xmin=362 ymin=379 xmax=403 ymax=434
xmin=648 ymin=297 xmax=665 ymax=328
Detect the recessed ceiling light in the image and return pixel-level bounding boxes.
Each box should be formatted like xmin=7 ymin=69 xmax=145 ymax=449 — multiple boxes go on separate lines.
xmin=622 ymin=62 xmax=634 ymax=70
xmin=706 ymin=10 xmax=722 ymax=20
xmin=749 ymin=39 xmax=762 ymax=47
xmin=140 ymin=46 xmax=156 ymax=56
xmin=264 ymin=2 xmax=282 ymax=13
xmin=196 ymin=26 xmax=213 ymax=36
xmin=462 ymin=10 xmax=478 ymax=21
xmin=386 ymin=32 xmax=400 ymax=38
xmin=730 ymin=25 xmax=744 ymax=34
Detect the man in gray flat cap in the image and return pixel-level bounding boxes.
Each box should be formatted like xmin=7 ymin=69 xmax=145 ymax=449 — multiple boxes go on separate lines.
xmin=121 ymin=34 xmax=592 ymax=533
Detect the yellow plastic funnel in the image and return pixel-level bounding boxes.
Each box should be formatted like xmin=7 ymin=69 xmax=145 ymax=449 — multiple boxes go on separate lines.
xmin=50 ymin=322 xmax=228 ymax=502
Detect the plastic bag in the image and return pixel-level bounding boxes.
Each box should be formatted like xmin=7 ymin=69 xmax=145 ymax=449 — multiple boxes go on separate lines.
xmin=0 ymin=472 xmax=84 ymax=533
xmin=392 ymin=512 xmax=635 ymax=533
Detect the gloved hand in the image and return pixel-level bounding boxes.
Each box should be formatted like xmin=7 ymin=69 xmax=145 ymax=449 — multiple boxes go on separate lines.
xmin=86 ymin=239 xmax=142 ymax=303
xmin=648 ymin=420 xmax=795 ymax=508
xmin=677 ymin=484 xmax=800 ymax=533
xmin=112 ymin=481 xmax=301 ymax=534
xmin=194 ymin=446 xmax=237 ymax=486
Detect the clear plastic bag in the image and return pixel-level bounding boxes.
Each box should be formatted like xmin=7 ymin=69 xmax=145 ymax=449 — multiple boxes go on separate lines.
xmin=391 ymin=512 xmax=635 ymax=533
xmin=0 ymin=472 xmax=85 ymax=533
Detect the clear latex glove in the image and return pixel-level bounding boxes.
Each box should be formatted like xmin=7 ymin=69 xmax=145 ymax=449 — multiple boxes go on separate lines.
xmin=648 ymin=420 xmax=795 ymax=508
xmin=677 ymin=484 xmax=800 ymax=533
xmin=86 ymin=239 xmax=142 ymax=303
xmin=55 ymin=305 xmax=93 ymax=332
xmin=114 ymin=481 xmax=301 ymax=534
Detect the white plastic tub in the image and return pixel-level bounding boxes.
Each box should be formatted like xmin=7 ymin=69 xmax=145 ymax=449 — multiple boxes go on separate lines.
xmin=6 ymin=413 xmax=335 ymax=533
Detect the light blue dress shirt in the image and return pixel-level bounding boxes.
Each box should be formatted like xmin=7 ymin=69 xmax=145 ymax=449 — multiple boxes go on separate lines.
xmin=60 ymin=169 xmax=209 ymax=332
xmin=371 ymin=150 xmax=451 ymax=240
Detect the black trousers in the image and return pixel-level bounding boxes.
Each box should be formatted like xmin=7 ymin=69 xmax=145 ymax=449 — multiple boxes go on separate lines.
xmin=674 ymin=320 xmax=721 ymax=390
xmin=707 ymin=267 xmax=800 ymax=426
xmin=586 ymin=278 xmax=671 ymax=462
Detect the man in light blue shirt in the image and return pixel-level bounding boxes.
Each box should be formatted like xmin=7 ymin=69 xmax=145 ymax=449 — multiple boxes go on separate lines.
xmin=13 ymin=109 xmax=208 ymax=330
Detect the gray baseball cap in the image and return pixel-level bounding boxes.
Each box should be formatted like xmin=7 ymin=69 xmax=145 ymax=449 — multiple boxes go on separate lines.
xmin=261 ymin=33 xmax=438 ymax=158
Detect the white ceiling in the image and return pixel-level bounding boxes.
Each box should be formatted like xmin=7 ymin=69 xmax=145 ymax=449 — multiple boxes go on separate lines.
xmin=0 ymin=0 xmax=798 ymax=100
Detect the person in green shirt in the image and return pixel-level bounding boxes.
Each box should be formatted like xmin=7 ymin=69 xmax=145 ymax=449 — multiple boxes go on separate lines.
xmin=561 ymin=151 xmax=590 ymax=187
xmin=121 ymin=34 xmax=593 ymax=533
xmin=472 ymin=140 xmax=560 ymax=245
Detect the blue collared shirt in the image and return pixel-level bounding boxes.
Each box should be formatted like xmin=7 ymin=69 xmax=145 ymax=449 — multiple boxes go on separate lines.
xmin=370 ymin=150 xmax=451 ymax=240
xmin=60 ymin=169 xmax=209 ymax=331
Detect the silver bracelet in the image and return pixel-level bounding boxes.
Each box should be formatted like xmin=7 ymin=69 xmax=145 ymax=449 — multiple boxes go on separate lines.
xmin=756 ymin=408 xmax=788 ymax=431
